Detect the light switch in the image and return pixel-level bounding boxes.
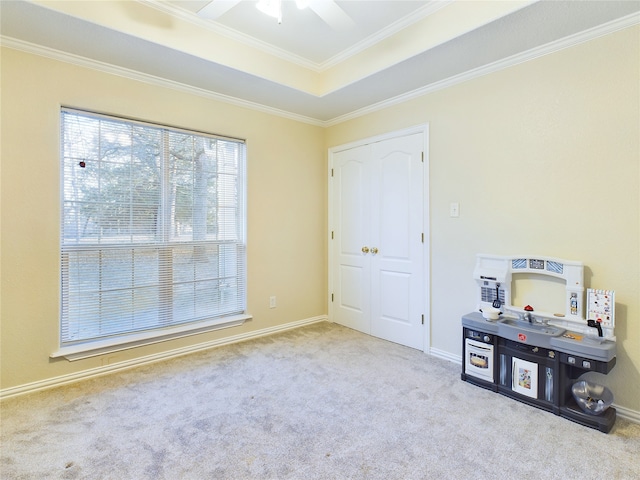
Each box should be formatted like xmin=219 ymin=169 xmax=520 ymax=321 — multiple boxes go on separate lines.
xmin=450 ymin=202 xmax=460 ymax=217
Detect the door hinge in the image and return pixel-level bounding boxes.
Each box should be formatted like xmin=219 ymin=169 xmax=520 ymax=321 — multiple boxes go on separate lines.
xmin=331 ymin=231 xmax=334 ymax=239
xmin=421 ymin=152 xmax=424 ymax=162
xmin=331 ymin=168 xmax=334 ymax=177
xmin=422 ymin=314 xmax=424 ymax=325
xmin=421 ymin=233 xmax=424 ymax=243
xmin=331 ymin=293 xmax=334 ymax=302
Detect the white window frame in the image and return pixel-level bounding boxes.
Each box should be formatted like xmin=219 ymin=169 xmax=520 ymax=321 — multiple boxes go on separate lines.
xmin=52 ymin=108 xmax=250 ymax=361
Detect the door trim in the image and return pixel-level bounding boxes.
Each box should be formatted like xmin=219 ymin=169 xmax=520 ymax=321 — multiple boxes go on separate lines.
xmin=328 ymin=124 xmax=430 ymax=353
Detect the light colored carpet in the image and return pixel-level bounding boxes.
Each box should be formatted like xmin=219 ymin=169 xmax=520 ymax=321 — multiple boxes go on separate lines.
xmin=1 ymin=321 xmax=639 ymax=479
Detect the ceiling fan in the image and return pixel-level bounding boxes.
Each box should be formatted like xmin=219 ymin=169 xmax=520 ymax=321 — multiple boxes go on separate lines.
xmin=197 ymin=0 xmax=355 ymax=30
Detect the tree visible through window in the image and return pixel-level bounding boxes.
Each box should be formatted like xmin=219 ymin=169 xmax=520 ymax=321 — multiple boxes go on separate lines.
xmin=60 ymin=108 xmax=246 ymax=346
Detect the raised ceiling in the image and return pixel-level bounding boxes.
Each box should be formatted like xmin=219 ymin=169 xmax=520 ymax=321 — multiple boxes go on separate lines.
xmin=176 ymin=0 xmax=438 ymax=65
xmin=1 ymin=1 xmax=639 ymax=125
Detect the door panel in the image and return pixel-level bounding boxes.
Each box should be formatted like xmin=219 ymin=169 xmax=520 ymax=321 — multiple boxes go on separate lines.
xmin=380 ymin=271 xmax=411 ymax=324
xmin=379 ymin=153 xmax=411 ymax=259
xmin=339 ymin=265 xmax=364 ymax=312
xmin=333 ymin=145 xmax=371 ymax=334
xmin=339 ymin=160 xmax=365 ymax=255
xmin=370 ymin=134 xmax=424 ymax=349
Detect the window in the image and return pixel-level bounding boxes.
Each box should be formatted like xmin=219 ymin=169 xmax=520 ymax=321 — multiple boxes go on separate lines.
xmin=58 ymin=108 xmax=246 ymax=356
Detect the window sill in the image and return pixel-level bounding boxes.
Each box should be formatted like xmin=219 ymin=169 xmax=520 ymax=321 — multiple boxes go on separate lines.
xmin=50 ymin=314 xmax=252 ymax=361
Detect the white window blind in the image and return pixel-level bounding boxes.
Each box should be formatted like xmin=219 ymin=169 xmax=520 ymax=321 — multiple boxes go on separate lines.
xmin=60 ymin=108 xmax=246 ymax=348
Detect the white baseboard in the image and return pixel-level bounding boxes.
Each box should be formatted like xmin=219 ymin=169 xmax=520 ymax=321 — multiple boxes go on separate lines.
xmin=0 ymin=315 xmax=327 ymax=401
xmin=614 ymin=404 xmax=640 ymax=424
xmin=429 ymin=347 xmax=462 ymax=365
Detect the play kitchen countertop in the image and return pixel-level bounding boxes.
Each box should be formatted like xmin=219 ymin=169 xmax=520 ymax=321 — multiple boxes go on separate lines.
xmin=461 ymin=312 xmax=616 ymax=360
xmin=461 ymin=311 xmax=500 ymax=334
xmin=549 ymin=334 xmax=616 ymax=362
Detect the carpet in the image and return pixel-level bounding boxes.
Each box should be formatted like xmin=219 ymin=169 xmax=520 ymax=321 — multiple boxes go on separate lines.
xmin=1 ymin=321 xmax=639 ymax=479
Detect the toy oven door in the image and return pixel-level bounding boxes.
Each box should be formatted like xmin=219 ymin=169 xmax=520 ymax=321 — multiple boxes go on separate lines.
xmin=465 ymin=338 xmax=494 ymax=382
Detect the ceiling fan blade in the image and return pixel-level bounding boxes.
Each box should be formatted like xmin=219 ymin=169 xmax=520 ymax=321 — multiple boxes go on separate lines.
xmin=308 ymin=0 xmax=355 ymax=31
xmin=197 ymin=0 xmax=242 ymax=20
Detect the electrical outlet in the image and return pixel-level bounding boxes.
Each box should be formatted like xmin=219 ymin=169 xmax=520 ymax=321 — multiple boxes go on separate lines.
xmin=269 ymin=296 xmax=277 ymax=308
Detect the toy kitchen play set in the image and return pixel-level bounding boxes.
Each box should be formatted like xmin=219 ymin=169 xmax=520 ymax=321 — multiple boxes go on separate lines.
xmin=461 ymin=254 xmax=617 ymax=433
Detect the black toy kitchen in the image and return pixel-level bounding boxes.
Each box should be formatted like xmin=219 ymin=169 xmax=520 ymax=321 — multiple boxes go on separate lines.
xmin=461 ymin=254 xmax=617 ymax=433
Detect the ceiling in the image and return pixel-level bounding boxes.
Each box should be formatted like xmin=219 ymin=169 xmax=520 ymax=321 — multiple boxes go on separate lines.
xmin=172 ymin=0 xmax=438 ymax=65
xmin=1 ymin=1 xmax=639 ymax=125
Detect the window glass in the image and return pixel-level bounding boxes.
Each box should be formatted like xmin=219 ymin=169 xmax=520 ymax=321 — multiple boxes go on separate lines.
xmin=60 ymin=109 xmax=246 ymax=345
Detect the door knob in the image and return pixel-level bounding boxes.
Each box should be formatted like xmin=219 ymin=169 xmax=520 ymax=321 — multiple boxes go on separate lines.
xmin=371 ymin=247 xmax=379 ymax=254
xmin=361 ymin=246 xmax=370 ymax=254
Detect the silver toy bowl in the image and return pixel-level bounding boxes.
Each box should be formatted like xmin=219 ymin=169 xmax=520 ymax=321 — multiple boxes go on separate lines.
xmin=572 ymin=380 xmax=613 ymax=416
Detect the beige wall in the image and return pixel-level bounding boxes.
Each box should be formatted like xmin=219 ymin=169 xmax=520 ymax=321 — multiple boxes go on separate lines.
xmin=0 ymin=47 xmax=327 ymax=389
xmin=326 ymin=26 xmax=640 ymax=413
xmin=2 ymin=25 xmax=639 ymax=414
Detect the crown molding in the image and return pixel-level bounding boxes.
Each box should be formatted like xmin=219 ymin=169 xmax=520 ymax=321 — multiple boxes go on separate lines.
xmin=140 ymin=0 xmax=322 ymax=72
xmin=326 ymin=11 xmax=640 ymax=127
xmin=142 ymin=0 xmax=452 ymax=73
xmin=0 ymin=36 xmax=325 ymax=127
xmin=317 ymin=0 xmax=452 ymax=71
xmin=2 ymin=10 xmax=637 ymax=128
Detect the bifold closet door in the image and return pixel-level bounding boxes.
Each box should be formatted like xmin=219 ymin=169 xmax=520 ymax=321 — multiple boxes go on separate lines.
xmin=332 ymin=133 xmax=424 ymax=349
